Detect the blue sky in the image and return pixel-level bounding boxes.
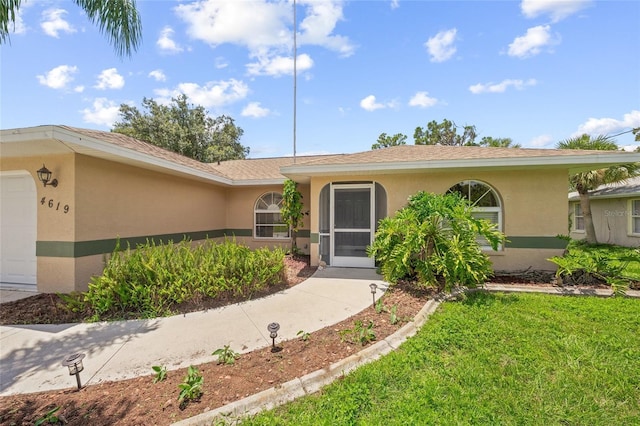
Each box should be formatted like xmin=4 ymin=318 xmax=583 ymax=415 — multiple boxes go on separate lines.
xmin=2 ymin=0 xmax=639 ymax=157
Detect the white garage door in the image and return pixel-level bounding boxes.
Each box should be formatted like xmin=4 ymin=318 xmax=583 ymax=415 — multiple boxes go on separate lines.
xmin=0 ymin=171 xmax=37 ymax=286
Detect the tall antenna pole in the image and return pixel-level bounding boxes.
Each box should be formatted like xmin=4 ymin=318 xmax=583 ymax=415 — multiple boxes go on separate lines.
xmin=293 ymin=0 xmax=297 ymax=163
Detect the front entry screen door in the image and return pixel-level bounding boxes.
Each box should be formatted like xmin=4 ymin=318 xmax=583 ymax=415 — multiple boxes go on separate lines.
xmin=332 ymin=184 xmax=375 ymax=268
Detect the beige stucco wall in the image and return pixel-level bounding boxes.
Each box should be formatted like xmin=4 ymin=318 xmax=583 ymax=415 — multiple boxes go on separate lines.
xmin=75 ymin=155 xmax=227 ymax=240
xmin=570 ymin=198 xmax=640 ymax=247
xmin=224 ymin=184 xmax=311 ymax=253
xmin=308 ymin=169 xmax=569 ymax=271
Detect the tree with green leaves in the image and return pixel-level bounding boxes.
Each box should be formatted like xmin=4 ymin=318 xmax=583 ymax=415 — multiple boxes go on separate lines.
xmin=413 ymin=119 xmax=478 ymax=146
xmin=557 ymin=134 xmax=640 ymax=244
xmin=1 ymin=0 xmax=142 ymax=58
xmin=372 ymin=132 xmax=408 ymax=150
xmin=478 ymin=136 xmax=521 ymax=148
xmin=281 ymin=179 xmax=304 ymax=253
xmin=112 ymin=94 xmax=249 ymax=163
xmin=633 ymin=127 xmax=640 ymax=142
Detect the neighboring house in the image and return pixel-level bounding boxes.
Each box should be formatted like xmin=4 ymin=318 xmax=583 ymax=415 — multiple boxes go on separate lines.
xmin=2 ymin=125 xmax=639 ymax=293
xmin=569 ymin=176 xmax=640 ymax=247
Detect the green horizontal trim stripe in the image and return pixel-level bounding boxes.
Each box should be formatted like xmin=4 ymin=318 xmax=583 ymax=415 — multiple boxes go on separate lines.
xmin=36 ymin=228 xmax=310 ymax=258
xmin=505 ymin=236 xmax=568 ymax=249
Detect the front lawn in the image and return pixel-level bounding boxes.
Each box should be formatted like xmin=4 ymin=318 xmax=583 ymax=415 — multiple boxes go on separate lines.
xmin=245 ymin=292 xmax=640 ymax=425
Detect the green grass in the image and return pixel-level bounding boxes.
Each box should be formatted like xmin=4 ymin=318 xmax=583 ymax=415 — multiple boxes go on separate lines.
xmin=244 ymin=292 xmax=640 ymax=425
xmin=567 ymin=242 xmax=640 ymax=280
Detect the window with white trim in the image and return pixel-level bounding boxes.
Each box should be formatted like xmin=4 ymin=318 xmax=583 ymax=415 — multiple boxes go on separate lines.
xmin=447 ymin=180 xmax=502 ymax=249
xmin=254 ymin=192 xmax=290 ymax=239
xmin=630 ymin=199 xmax=640 ymax=235
xmin=573 ymin=203 xmax=585 ymax=231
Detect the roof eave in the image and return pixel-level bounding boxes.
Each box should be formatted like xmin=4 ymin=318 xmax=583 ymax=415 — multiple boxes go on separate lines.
xmin=2 ymin=125 xmax=234 ymax=186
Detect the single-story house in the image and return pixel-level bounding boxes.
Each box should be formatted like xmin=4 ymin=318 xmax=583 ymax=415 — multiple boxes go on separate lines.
xmin=569 ymin=176 xmax=640 ymax=247
xmin=2 ymin=125 xmax=639 ymax=293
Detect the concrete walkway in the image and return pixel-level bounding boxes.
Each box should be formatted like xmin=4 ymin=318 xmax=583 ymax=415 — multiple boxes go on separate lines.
xmin=0 ymin=268 xmax=387 ymax=396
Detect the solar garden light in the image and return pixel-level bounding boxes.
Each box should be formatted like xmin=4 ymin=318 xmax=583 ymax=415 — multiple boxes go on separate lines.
xmin=267 ymin=322 xmax=280 ymax=352
xmin=62 ymin=353 xmax=86 ymax=390
xmin=370 ymin=283 xmax=378 ymax=309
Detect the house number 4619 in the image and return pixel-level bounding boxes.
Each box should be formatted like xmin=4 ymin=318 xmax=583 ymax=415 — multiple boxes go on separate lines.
xmin=41 ymin=197 xmax=70 ymax=213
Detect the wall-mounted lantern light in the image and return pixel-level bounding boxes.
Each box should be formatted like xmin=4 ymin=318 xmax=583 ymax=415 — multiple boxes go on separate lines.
xmin=37 ymin=164 xmax=58 ymax=187
xmin=62 ymin=353 xmax=86 ymax=390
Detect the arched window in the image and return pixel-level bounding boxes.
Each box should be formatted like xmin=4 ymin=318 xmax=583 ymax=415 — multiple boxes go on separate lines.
xmin=254 ymin=192 xmax=289 ymax=239
xmin=447 ymin=180 xmax=502 ymax=248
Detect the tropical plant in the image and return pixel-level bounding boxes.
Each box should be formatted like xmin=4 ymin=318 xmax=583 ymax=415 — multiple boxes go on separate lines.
xmin=152 ymin=365 xmax=167 ymax=383
xmin=281 ymin=179 xmax=305 ymax=253
xmin=1 ymin=0 xmax=142 ymax=58
xmin=557 ymin=134 xmax=640 ymax=244
xmin=367 ymin=192 xmax=505 ymax=292
xmin=113 ymin=94 xmax=248 ymax=162
xmin=178 ymin=366 xmax=203 ymax=407
xmin=212 ymin=344 xmax=240 ymax=365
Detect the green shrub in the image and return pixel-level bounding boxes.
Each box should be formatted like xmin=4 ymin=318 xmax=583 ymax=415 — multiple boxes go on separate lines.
xmin=548 ymin=240 xmax=638 ymax=296
xmin=82 ymin=238 xmax=285 ymax=320
xmin=367 ymin=192 xmax=505 ymax=292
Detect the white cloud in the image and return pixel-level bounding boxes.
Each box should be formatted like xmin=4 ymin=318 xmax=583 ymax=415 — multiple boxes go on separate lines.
xmin=157 ymin=26 xmax=184 ymax=54
xmin=41 ymin=8 xmax=76 ymax=38
xmin=215 ymin=57 xmax=228 ymax=69
xmin=360 ymin=95 xmax=389 ymax=111
xmin=521 ymin=0 xmax=592 ymax=22
xmin=528 ymin=134 xmax=554 ymax=148
xmin=242 ymin=102 xmax=270 ymax=118
xmin=148 ymin=69 xmax=167 ymax=82
xmin=390 ymin=0 xmax=400 ymax=10
xmin=247 ymin=53 xmax=313 ymax=77
xmin=10 ymin=7 xmax=28 ymax=35
xmin=36 ymin=65 xmax=78 ymax=89
xmin=408 ymin=91 xmax=438 ymax=108
xmin=297 ymin=0 xmax=355 ymax=57
xmin=175 ymin=0 xmax=354 ymax=63
xmin=469 ymin=78 xmax=537 ymax=94
xmin=74 ymin=85 xmax=85 ymax=93
xmin=81 ymin=98 xmax=120 ymax=127
xmin=155 ymin=79 xmax=249 ymax=109
xmin=94 ymin=68 xmax=125 ymax=90
xmin=425 ymin=28 xmax=457 ymax=63
xmin=572 ymin=110 xmax=640 ymax=137
xmin=508 ymin=25 xmax=559 ymax=58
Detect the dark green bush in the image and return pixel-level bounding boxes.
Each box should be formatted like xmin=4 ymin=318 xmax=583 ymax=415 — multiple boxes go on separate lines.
xmin=367 ymin=191 xmax=505 ymax=292
xmin=83 ymin=238 xmax=285 ymax=320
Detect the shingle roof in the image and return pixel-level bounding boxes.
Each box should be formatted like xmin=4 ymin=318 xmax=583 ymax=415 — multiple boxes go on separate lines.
xmin=569 ymin=176 xmax=640 ymax=200
xmin=61 ymin=125 xmax=229 ymax=179
xmin=292 ymin=144 xmax=624 ymax=165
xmin=9 ymin=126 xmax=637 ymax=184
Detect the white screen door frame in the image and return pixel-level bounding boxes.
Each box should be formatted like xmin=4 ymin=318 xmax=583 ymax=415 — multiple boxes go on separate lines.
xmin=330 ymin=183 xmax=375 ymax=268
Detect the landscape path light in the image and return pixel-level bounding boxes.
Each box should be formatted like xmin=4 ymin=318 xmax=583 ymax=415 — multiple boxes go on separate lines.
xmin=370 ymin=283 xmax=378 ymax=309
xmin=267 ymin=322 xmax=280 ymax=352
xmin=62 ymin=353 xmax=86 ymax=390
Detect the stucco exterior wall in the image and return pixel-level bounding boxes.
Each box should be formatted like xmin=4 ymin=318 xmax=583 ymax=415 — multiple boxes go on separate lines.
xmin=75 ymin=155 xmax=227 ymax=240
xmin=570 ymin=198 xmax=640 ymax=247
xmin=309 ymin=169 xmax=568 ymax=271
xmin=224 ymin=184 xmax=311 ymax=253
